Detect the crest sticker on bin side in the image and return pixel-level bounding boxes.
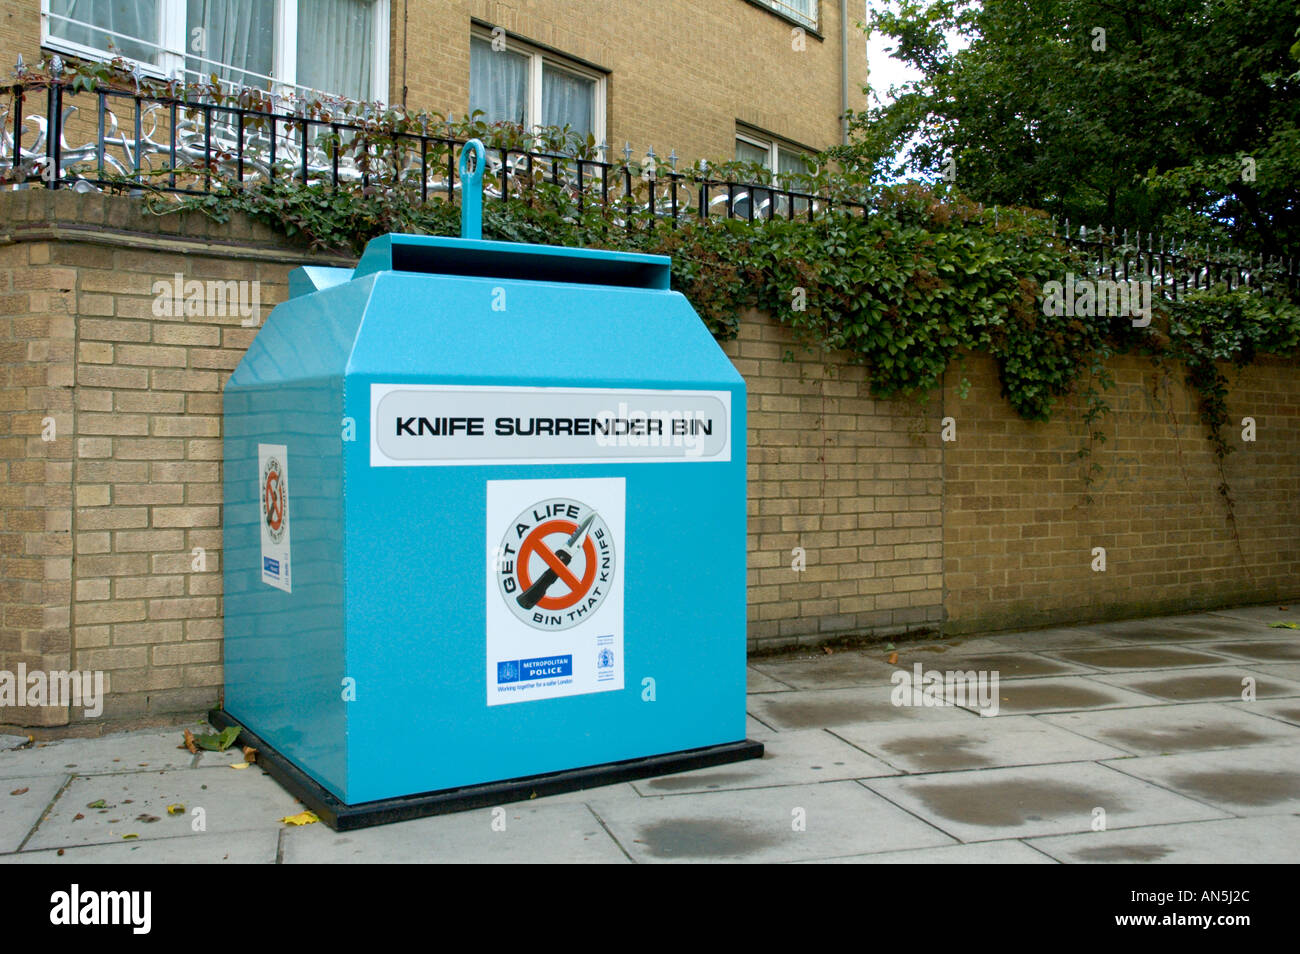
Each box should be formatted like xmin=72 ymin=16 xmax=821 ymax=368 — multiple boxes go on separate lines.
xmin=487 ymin=477 xmax=624 ymax=706
xmin=258 ymin=443 xmax=291 ymax=592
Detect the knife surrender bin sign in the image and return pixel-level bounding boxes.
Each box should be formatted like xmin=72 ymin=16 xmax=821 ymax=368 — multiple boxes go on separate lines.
xmin=219 ymin=141 xmax=762 ymax=829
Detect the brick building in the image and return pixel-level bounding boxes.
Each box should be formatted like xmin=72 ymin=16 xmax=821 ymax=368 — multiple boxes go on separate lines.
xmin=1 ymin=0 xmax=868 ymax=167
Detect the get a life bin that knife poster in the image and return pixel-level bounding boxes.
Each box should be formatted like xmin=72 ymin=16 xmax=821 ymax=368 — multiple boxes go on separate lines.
xmin=218 ymin=141 xmax=762 ymax=829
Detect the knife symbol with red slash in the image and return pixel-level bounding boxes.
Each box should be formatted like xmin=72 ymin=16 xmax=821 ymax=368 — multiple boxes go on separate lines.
xmin=516 ymin=514 xmax=596 ymax=611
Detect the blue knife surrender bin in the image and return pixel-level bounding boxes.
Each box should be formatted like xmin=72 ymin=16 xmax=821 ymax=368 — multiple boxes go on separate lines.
xmin=218 ymin=141 xmax=761 ymax=829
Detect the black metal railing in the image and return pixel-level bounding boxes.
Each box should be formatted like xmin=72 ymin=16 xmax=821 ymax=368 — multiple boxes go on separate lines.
xmin=0 ymin=80 xmax=850 ymax=223
xmin=3 ymin=79 xmax=1295 ymax=297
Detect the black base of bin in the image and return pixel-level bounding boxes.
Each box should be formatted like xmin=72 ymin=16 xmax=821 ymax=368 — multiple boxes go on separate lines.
xmin=207 ymin=708 xmax=764 ymax=832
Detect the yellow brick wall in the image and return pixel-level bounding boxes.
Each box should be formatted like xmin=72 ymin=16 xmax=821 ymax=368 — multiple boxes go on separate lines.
xmin=941 ymin=353 xmax=1300 ymax=633
xmin=720 ymin=313 xmax=944 ymax=648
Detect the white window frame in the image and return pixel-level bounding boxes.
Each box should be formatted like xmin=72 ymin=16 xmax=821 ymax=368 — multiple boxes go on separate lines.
xmin=40 ymin=0 xmax=390 ymax=103
xmin=753 ymin=0 xmax=819 ymax=32
xmin=735 ymin=129 xmax=816 ymax=176
xmin=470 ymin=26 xmax=606 ymax=153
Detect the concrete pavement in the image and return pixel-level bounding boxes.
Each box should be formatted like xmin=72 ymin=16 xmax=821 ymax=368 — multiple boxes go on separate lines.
xmin=2 ymin=604 xmax=1299 ymax=863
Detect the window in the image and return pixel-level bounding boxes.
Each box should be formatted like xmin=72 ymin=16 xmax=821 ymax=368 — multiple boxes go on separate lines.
xmin=42 ymin=0 xmax=390 ymax=103
xmin=753 ymin=0 xmax=818 ymax=31
xmin=469 ymin=28 xmax=606 ymax=147
xmin=734 ymin=129 xmax=816 ymax=218
xmin=735 ymin=131 xmax=814 ymax=176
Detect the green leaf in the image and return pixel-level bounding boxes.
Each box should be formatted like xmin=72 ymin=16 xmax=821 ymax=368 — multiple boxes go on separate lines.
xmin=192 ymin=725 xmax=242 ymax=751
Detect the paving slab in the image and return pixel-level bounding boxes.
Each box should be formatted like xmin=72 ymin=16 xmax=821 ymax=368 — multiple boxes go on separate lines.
xmin=810 ymin=840 xmax=1057 ymax=864
xmin=985 ymin=676 xmax=1160 ymax=714
xmin=588 ymin=780 xmax=954 ymax=863
xmin=0 ymin=729 xmax=196 ymax=780
xmin=1231 ymin=697 xmax=1300 ymax=727
xmin=631 ymin=729 xmax=898 ymax=796
xmin=0 ymin=774 xmax=68 ymax=852
xmin=1102 ymin=743 xmax=1300 ymax=816
xmin=747 ymin=667 xmax=793 ymax=693
xmin=863 ymin=762 xmax=1229 ymax=842
xmin=833 ymin=715 xmax=1127 ymax=773
xmin=1037 ymin=702 xmax=1300 ymax=756
xmin=891 ymin=651 xmax=1088 ymax=679
xmin=1027 ymin=815 xmax=1300 ymax=864
xmin=1047 ymin=645 xmax=1234 ymax=672
xmin=907 ymin=635 xmax=1014 ymax=655
xmin=1094 ymin=667 xmax=1300 ymax=703
xmin=1202 ymin=606 xmax=1298 ymax=625
xmin=1243 ymin=662 xmax=1300 ymax=683
xmin=750 ymin=652 xmax=900 ymax=690
xmin=749 ymin=686 xmax=984 ymax=732
xmin=1088 ymin=614 xmax=1276 ymax=643
xmin=24 ymin=765 xmax=303 ymax=850
xmin=746 ymin=714 xmax=777 ymax=739
xmin=1203 ymin=639 xmax=1300 ymax=663
xmin=282 ymin=802 xmax=630 ymax=863
xmin=2 ymin=829 xmax=279 ymax=864
xmin=978 ymin=627 xmax=1133 ymax=652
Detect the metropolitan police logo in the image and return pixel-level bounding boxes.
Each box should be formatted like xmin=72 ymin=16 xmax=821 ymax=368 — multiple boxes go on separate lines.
xmin=496 ymin=497 xmax=615 ymax=632
xmin=260 ymin=454 xmax=288 ymax=545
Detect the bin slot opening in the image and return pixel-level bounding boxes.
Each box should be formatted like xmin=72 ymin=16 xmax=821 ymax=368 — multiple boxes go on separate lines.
xmin=380 ymin=239 xmax=670 ymax=290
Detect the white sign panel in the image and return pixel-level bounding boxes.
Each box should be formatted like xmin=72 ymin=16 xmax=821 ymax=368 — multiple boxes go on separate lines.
xmin=258 ymin=443 xmax=291 ymax=592
xmin=486 ymin=477 xmax=625 ymax=706
xmin=370 ymin=384 xmax=730 ymax=466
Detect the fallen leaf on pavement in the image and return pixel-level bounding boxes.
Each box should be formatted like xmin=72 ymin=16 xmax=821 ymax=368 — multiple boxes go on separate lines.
xmin=73 ymin=813 xmax=84 ymax=821
xmin=122 ymin=834 xmax=138 ymax=840
xmin=242 ymin=746 xmax=258 ymax=763
xmin=135 ymin=814 xmax=160 ymax=823
xmin=166 ymin=803 xmax=185 ymax=815
xmin=182 ymin=730 xmax=198 ymax=754
xmin=10 ymin=788 xmax=28 ymax=796
xmin=229 ymin=762 xmax=249 ymax=770
xmin=1269 ymin=621 xmax=1299 ymax=629
xmin=192 ymin=726 xmax=241 ymax=752
xmin=280 ymin=811 xmax=319 ymax=826
xmin=86 ymin=800 xmax=106 ymax=809
xmin=888 ymin=652 xmax=899 ymax=664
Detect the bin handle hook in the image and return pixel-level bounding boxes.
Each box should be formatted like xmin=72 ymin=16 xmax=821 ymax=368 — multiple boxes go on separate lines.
xmin=458 ymin=138 xmax=486 ymax=240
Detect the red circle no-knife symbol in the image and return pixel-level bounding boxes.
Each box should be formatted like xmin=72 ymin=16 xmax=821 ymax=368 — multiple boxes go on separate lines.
xmin=497 ymin=497 xmax=614 ymax=632
xmin=517 ymin=519 xmax=596 ymax=611
xmin=264 ymin=469 xmax=284 ymax=532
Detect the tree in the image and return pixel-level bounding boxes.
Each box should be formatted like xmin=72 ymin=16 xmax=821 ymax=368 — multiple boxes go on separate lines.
xmin=844 ymin=0 xmax=1300 ymax=256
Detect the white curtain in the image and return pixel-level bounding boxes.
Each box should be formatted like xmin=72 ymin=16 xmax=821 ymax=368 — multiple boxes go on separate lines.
xmin=541 ymin=64 xmax=593 ymax=136
xmin=49 ymin=0 xmax=160 ymax=63
xmin=470 ymin=35 xmax=528 ymax=125
xmin=297 ymin=0 xmax=376 ymax=101
xmin=735 ymin=139 xmax=770 ymax=167
xmin=186 ymin=0 xmax=274 ymax=89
